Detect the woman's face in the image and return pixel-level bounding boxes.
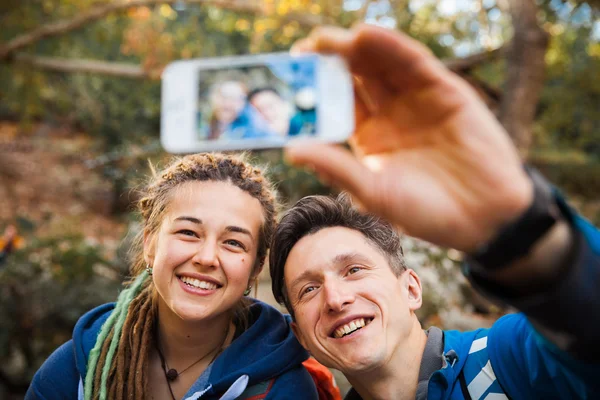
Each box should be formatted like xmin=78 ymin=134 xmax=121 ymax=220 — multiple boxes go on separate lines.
xmin=145 ymin=180 xmax=264 ymax=323
xmin=212 ymin=82 xmax=247 ymax=125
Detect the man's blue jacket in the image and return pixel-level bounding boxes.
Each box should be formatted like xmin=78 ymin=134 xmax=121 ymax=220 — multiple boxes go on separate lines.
xmin=429 ymin=214 xmax=600 ymax=399
xmin=344 ymin=200 xmax=600 ymax=400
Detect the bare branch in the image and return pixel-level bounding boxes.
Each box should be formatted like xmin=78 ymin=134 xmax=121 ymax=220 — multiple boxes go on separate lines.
xmin=0 ymin=0 xmax=325 ymax=61
xmin=13 ymin=53 xmax=148 ymax=78
xmin=444 ymin=46 xmax=505 ymax=72
xmin=15 ymin=47 xmax=503 ymax=77
xmin=11 ymin=45 xmax=504 ymax=81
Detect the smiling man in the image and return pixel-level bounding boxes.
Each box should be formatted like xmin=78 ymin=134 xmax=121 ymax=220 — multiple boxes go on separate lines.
xmin=270 ymin=193 xmax=599 ymax=400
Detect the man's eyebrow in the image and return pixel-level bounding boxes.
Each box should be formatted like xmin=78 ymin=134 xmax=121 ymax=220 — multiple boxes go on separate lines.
xmin=225 ymin=225 xmax=254 ymax=240
xmin=174 ymin=216 xmax=202 ymax=224
xmin=331 ymin=251 xmax=373 ymax=267
xmin=289 ymin=270 xmax=319 ymax=294
xmin=289 ymin=252 xmax=373 ymax=294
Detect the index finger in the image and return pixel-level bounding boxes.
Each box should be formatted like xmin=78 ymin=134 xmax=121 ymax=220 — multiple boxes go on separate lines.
xmin=294 ymin=24 xmax=452 ymax=92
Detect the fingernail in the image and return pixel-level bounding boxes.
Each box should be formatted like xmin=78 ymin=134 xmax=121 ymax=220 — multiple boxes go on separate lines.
xmin=327 ymin=27 xmax=354 ymax=42
xmin=283 ymin=147 xmax=299 ymax=164
xmin=290 ymin=38 xmax=315 ymax=55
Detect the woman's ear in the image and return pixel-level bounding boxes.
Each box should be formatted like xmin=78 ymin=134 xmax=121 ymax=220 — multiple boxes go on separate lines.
xmin=143 ymin=230 xmax=156 ymax=266
xmin=405 ymin=269 xmax=423 ymax=312
xmin=251 ymin=255 xmax=266 ymax=280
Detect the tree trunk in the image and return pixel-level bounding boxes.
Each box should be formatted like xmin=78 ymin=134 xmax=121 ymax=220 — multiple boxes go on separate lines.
xmin=500 ymin=0 xmax=549 ymax=157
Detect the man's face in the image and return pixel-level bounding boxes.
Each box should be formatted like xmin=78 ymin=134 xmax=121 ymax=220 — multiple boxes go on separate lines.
xmin=284 ymin=227 xmax=421 ymax=374
xmin=250 ymin=91 xmax=286 ymax=124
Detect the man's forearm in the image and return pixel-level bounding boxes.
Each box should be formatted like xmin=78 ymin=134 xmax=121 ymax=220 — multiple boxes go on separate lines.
xmin=483 ymin=217 xmax=574 ymax=292
xmin=465 ymin=210 xmax=600 ymax=361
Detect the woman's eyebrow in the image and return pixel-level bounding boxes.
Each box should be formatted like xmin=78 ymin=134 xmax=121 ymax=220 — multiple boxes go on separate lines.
xmin=172 ymin=218 xmax=253 ymax=240
xmin=226 ymin=225 xmax=254 ymax=240
xmin=174 ymin=216 xmax=202 ymax=224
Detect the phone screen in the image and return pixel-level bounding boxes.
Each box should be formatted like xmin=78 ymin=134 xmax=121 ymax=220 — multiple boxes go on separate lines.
xmin=196 ymin=55 xmax=318 ymax=144
xmin=161 ymin=53 xmax=353 ymax=153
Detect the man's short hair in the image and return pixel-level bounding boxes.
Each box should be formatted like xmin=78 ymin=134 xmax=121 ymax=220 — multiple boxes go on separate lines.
xmin=269 ymin=193 xmax=406 ymax=317
xmin=248 ymin=87 xmax=281 ymax=103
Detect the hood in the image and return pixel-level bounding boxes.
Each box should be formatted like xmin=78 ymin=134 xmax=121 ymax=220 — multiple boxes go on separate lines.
xmin=205 ymin=299 xmax=309 ymax=395
xmin=71 ymin=300 xmax=308 ymax=396
xmin=72 ymin=302 xmax=116 ymax=380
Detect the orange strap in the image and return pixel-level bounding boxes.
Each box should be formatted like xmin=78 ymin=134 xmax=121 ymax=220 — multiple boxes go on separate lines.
xmin=302 ymin=357 xmax=342 ymax=400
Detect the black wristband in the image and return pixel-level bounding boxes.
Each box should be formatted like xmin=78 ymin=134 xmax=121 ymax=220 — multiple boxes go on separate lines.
xmin=466 ymin=167 xmax=560 ymax=271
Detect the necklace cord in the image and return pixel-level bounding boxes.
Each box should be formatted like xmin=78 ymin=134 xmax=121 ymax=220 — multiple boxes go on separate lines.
xmin=155 ymin=322 xmax=232 ymax=399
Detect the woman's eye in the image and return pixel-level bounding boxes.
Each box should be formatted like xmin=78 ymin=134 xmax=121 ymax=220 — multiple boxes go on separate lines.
xmin=177 ymin=230 xmax=197 ymax=237
xmin=225 ymin=239 xmax=245 ymax=249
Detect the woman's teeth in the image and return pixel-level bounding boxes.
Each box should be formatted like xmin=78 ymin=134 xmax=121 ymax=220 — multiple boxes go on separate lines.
xmin=180 ymin=276 xmax=218 ymax=290
xmin=334 ymin=318 xmax=370 ymax=339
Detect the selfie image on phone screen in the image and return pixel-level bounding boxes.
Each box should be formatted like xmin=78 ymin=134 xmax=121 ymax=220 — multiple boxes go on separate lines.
xmin=197 ymin=57 xmax=317 ymax=143
xmin=161 ymin=53 xmax=353 ymax=153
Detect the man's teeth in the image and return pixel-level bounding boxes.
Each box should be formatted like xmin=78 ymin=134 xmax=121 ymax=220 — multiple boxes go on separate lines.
xmin=180 ymin=276 xmax=218 ymax=290
xmin=334 ymin=318 xmax=368 ymax=339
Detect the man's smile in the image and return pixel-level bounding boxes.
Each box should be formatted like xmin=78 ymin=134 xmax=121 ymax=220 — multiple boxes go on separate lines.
xmin=329 ymin=316 xmax=375 ymax=339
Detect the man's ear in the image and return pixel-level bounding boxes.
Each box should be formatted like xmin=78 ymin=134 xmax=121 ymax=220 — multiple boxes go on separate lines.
xmin=291 ymin=321 xmax=309 ymax=351
xmin=143 ymin=230 xmax=156 ymax=266
xmin=405 ymin=269 xmax=423 ymax=312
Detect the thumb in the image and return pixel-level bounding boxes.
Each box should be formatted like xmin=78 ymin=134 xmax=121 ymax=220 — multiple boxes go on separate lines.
xmin=285 ymin=143 xmax=373 ymax=201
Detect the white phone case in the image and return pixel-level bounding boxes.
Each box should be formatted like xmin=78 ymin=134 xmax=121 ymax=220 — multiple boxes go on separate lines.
xmin=160 ymin=52 xmax=354 ymax=153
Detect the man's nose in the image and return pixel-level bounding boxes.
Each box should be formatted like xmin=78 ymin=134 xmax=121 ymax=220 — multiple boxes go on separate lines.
xmin=323 ymin=280 xmax=355 ymax=313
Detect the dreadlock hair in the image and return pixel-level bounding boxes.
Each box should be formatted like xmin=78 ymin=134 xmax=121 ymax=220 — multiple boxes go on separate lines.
xmin=84 ymin=153 xmax=279 ymax=400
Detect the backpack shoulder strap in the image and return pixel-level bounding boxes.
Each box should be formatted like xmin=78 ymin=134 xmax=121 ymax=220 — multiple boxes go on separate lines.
xmin=236 ymin=378 xmax=275 ymax=400
xmin=458 ymin=333 xmax=512 ymax=400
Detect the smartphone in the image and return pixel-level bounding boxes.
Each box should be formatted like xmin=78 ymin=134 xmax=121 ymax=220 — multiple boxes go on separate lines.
xmin=160 ymin=52 xmax=354 ymax=153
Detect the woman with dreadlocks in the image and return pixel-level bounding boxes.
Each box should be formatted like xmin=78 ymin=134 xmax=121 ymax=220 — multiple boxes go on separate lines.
xmin=26 ymin=153 xmax=318 ymax=400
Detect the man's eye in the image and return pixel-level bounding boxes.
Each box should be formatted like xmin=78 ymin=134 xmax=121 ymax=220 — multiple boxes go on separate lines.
xmin=348 ymin=266 xmax=362 ymax=275
xmin=301 ymin=286 xmax=317 ymax=297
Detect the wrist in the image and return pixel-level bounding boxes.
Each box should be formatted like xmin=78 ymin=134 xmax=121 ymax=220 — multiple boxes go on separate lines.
xmin=478 ymin=219 xmax=574 ymax=290
xmin=475 ymin=171 xmax=534 ymax=252
xmin=466 ymin=167 xmax=568 ymax=272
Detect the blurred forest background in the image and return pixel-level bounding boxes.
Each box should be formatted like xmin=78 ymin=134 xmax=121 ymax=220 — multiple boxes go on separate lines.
xmin=0 ymin=0 xmax=599 ymax=397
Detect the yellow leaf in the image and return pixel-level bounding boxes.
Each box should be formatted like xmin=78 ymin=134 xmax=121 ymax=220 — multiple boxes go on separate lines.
xmin=277 ymin=2 xmax=290 ymax=15
xmin=255 ymin=20 xmax=267 ymax=33
xmin=283 ymin=22 xmax=299 ymax=38
xmin=545 ymin=47 xmax=560 ymax=65
xmin=181 ymin=48 xmax=193 ymax=59
xmin=236 ymin=19 xmax=251 ymax=31
xmin=548 ymin=23 xmax=565 ymax=37
xmin=588 ymin=43 xmax=600 ymax=58
xmin=159 ymin=4 xmax=177 ymax=20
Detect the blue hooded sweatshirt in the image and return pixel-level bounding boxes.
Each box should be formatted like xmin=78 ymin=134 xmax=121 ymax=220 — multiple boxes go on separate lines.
xmin=26 ymin=299 xmax=317 ymax=400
